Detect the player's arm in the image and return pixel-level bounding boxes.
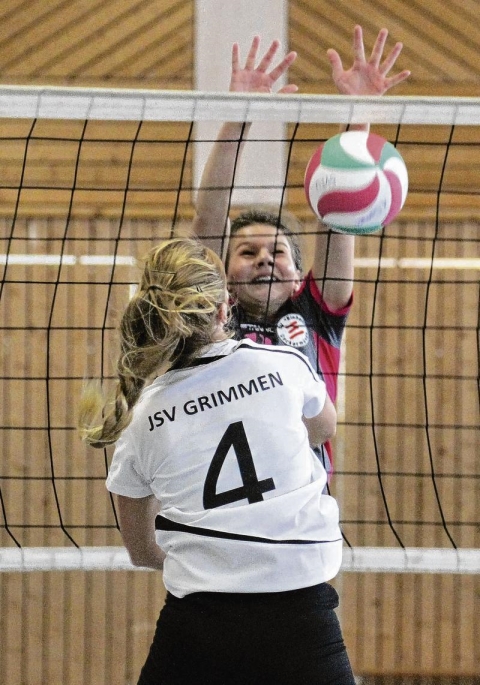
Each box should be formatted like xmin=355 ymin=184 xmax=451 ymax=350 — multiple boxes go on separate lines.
xmin=192 ymin=36 xmax=297 ymax=251
xmin=191 ymin=120 xmax=248 ymax=249
xmin=116 ymin=494 xmax=165 ymax=570
xmin=312 ymin=25 xmax=411 ymax=310
xmin=303 ymin=392 xmax=337 ymax=448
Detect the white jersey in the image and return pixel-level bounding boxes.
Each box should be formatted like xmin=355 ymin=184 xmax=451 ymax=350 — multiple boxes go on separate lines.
xmin=106 ymin=338 xmax=342 ymax=598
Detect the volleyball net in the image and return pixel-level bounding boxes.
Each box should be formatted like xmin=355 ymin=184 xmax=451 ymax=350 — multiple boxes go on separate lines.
xmin=0 ymin=87 xmax=478 ymax=573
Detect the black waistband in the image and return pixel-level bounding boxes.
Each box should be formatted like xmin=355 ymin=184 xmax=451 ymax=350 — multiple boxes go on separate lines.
xmin=165 ymin=581 xmax=339 ymax=611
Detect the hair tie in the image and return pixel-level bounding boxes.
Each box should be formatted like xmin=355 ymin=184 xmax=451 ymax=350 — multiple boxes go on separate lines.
xmin=145 ymin=270 xmax=176 ymax=289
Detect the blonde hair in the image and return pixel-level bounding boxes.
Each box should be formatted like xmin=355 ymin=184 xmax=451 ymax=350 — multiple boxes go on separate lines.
xmin=78 ymin=238 xmax=228 ymax=448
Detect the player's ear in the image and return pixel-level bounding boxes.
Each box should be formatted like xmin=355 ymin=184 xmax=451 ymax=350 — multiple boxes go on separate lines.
xmin=217 ymin=298 xmax=229 ymax=326
xmin=291 ymin=270 xmax=302 ymax=295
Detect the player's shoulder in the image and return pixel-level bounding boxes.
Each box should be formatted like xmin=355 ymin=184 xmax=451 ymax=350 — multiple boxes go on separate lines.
xmin=232 ymin=338 xmax=317 ymax=374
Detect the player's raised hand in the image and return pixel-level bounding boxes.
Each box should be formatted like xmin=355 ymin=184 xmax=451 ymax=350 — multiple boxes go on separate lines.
xmin=327 ymin=25 xmax=411 ymax=96
xmin=230 ymin=36 xmax=298 ymax=94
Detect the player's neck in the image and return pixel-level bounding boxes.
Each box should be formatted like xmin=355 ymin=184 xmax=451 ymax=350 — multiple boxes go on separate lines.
xmin=240 ymin=300 xmax=280 ymax=324
xmin=211 ymin=325 xmax=229 ymax=342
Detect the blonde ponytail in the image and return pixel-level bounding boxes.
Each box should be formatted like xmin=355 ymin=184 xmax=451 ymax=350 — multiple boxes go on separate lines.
xmin=78 ymin=238 xmax=228 ymax=448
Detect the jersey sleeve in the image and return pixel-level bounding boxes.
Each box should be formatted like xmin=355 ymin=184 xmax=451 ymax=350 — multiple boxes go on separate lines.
xmin=105 ymin=429 xmax=152 ymax=498
xmin=296 ymin=271 xmax=351 ymax=348
xmin=292 ymin=349 xmax=328 ymax=419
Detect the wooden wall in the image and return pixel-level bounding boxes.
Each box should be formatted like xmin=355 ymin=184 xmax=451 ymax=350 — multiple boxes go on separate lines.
xmin=1 ymin=119 xmax=480 ymax=223
xmin=0 ymin=570 xmax=167 ymax=684
xmin=0 ymin=217 xmax=171 ymax=684
xmin=332 ymin=220 xmax=479 ymax=676
xmin=1 ymin=0 xmax=480 ymax=95
xmin=1 ymin=215 xmax=478 ymax=681
xmin=1 ymin=0 xmax=479 ymax=682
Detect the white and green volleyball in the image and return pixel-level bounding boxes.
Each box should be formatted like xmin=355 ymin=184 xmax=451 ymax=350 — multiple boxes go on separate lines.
xmin=304 ymin=131 xmax=408 ymax=235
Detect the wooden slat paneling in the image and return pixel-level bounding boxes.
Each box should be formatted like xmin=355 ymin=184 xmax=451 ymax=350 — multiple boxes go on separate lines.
xmin=1 ymin=119 xmax=480 ymax=221
xmin=289 ymin=0 xmax=480 ymax=94
xmin=1 ymin=216 xmax=479 ymax=679
xmin=0 ymin=0 xmax=193 ymax=88
xmin=1 ymin=2 xmax=479 ymax=681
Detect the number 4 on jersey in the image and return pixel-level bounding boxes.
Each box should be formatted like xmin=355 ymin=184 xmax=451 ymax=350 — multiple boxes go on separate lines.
xmin=203 ymin=421 xmax=276 ymax=509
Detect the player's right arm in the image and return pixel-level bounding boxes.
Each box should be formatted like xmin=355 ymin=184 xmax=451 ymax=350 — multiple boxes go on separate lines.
xmin=192 ymin=36 xmax=297 ymax=250
xmin=116 ymin=494 xmax=165 ymax=570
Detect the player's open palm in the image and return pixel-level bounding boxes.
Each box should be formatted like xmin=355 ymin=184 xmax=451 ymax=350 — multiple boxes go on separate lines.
xmin=327 ymin=25 xmax=410 ymax=96
xmin=230 ymin=35 xmax=298 ymax=94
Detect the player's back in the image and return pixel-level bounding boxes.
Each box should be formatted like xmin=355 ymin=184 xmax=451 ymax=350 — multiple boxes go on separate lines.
xmin=108 ymin=338 xmax=342 ymax=596
xmin=129 ymin=338 xmax=326 ymax=512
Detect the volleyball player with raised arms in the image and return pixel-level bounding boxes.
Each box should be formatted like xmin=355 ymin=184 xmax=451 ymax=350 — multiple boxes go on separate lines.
xmin=193 ymin=26 xmax=410 ymax=477
xmin=79 ymin=237 xmax=355 ymax=684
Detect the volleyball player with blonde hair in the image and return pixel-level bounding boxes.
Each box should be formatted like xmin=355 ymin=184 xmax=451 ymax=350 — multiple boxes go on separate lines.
xmin=79 ymin=237 xmax=355 ymax=684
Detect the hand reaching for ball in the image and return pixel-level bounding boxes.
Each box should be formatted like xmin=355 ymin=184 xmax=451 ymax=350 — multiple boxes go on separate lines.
xmin=327 ymin=25 xmax=411 ymax=97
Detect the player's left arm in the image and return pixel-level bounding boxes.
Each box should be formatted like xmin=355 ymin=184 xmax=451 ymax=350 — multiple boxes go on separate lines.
xmin=303 ymin=391 xmax=337 ymax=448
xmin=117 ymin=494 xmax=165 ymax=570
xmin=312 ymin=25 xmax=411 ymax=311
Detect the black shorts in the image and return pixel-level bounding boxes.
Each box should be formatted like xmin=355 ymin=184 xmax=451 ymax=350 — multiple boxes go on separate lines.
xmin=137 ymin=582 xmax=355 ymax=685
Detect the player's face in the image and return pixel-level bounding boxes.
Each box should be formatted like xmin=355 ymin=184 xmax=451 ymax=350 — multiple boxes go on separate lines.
xmin=226 ymin=224 xmax=301 ymax=321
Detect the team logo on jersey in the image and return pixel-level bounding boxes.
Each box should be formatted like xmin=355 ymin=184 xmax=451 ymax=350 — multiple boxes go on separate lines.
xmin=277 ymin=313 xmax=309 ymax=348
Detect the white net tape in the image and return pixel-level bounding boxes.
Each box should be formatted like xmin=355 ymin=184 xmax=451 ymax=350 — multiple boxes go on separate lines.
xmin=1 ymin=546 xmax=479 ymax=573
xmin=1 ymin=86 xmax=480 ymax=125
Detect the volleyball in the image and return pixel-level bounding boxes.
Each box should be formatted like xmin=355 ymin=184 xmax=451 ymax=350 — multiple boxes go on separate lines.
xmin=304 ymin=131 xmax=408 ymax=234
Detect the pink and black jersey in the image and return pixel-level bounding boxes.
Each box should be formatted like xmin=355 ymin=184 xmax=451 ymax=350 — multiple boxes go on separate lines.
xmin=230 ymin=271 xmax=352 ymax=473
